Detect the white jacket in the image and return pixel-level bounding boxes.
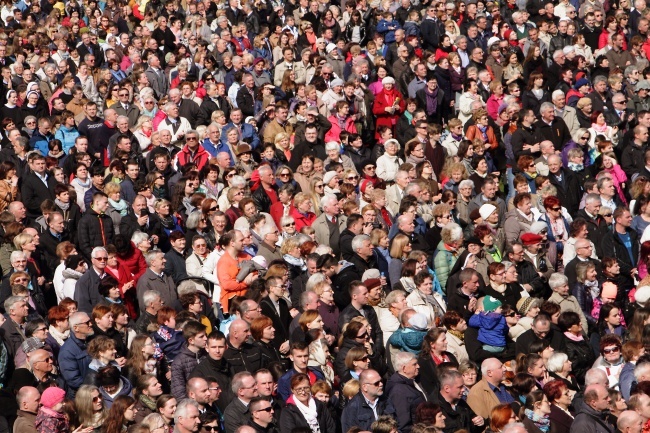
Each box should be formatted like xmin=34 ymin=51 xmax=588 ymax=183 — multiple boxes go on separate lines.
xmin=376 ymin=153 xmax=403 ymax=182
xmin=374 ymin=305 xmax=400 ymax=346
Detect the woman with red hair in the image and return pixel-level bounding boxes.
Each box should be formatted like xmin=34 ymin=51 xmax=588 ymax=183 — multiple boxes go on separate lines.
xmin=487 ymin=404 xmax=518 ymax=433
xmin=543 ymin=379 xmax=575 ymax=433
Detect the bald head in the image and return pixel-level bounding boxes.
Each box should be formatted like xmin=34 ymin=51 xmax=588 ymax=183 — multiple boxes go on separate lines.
xmin=16 ymin=386 xmax=39 ymax=413
xmin=619 ymin=410 xmax=644 ymax=433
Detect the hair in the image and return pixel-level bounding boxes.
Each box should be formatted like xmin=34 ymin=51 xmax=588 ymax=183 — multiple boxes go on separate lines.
xmin=103 ymin=395 xmax=135 ymax=433
xmin=250 ymin=316 xmax=274 ymax=341
xmin=490 ymin=404 xmax=515 ymax=432
xmin=76 ymin=385 xmax=105 ymax=427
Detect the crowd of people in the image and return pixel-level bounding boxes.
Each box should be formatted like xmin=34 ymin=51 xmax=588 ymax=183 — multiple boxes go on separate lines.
xmin=10 ymin=0 xmax=650 ymax=432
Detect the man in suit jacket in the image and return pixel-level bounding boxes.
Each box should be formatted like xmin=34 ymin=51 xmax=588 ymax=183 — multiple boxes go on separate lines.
xmin=113 ymin=87 xmax=141 ymax=128
xmin=20 ymin=155 xmax=57 ymax=220
xmin=220 ymin=109 xmax=261 ymax=150
xmin=236 ymin=73 xmax=257 ymax=117
xmin=197 ymin=82 xmax=230 ymax=126
xmin=385 ymin=170 xmax=410 ymax=216
xmin=76 ymin=33 xmax=102 ymax=69
xmin=312 ymin=195 xmax=347 ymax=258
xmin=259 ymin=276 xmax=291 ymax=350
xmin=169 ymin=88 xmax=200 ymax=128
xmin=144 ymin=54 xmax=169 ymax=100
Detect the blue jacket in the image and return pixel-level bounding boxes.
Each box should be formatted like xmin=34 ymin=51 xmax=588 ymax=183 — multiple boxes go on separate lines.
xmin=29 ymin=130 xmax=54 ymax=156
xmin=341 ymin=392 xmax=396 ymax=433
xmin=99 ymin=376 xmax=133 ymax=408
xmin=58 ymin=334 xmax=92 ymax=398
xmin=376 ymin=19 xmax=401 ymax=44
xmin=55 ymin=125 xmax=80 ymax=154
xmin=388 ymin=327 xmax=427 ymax=354
xmin=220 ymin=122 xmax=261 ymax=150
xmin=468 ymin=312 xmax=508 ymax=347
xmin=277 ymin=367 xmax=324 ymax=401
xmin=620 ymin=361 xmax=636 ymax=401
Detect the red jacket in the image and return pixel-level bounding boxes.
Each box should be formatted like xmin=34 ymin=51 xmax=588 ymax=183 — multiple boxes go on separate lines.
xmin=117 ymin=243 xmax=147 ymax=284
xmin=290 ymin=207 xmax=317 ymax=232
xmin=270 ymin=201 xmax=295 ymax=229
xmin=372 ymin=89 xmax=405 ymax=138
xmin=177 ymin=144 xmax=211 ymax=171
xmin=325 ymin=115 xmax=357 ymax=142
xmin=106 ymin=261 xmax=138 ymax=319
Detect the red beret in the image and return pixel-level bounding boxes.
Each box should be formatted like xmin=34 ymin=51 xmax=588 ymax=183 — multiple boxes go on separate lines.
xmin=521 ymin=232 xmax=544 ymax=246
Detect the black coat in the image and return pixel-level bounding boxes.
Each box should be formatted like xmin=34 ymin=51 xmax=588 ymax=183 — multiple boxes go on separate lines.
xmin=190 ymin=356 xmax=234 ymax=412
xmin=418 ymin=351 xmax=458 ymax=397
xmin=385 ymin=372 xmax=428 ymax=433
xmin=259 ymin=296 xmax=291 ymax=350
xmin=279 ymin=398 xmax=336 ymax=433
xmin=565 ymin=336 xmax=595 ymax=385
xmin=548 ymin=168 xmax=582 ymax=215
xmin=600 ymin=227 xmax=639 ymax=290
xmin=20 ymin=171 xmax=57 ymax=220
xmin=436 ymin=392 xmax=483 ymax=433
xmin=288 ymin=139 xmax=326 ymax=172
xmin=252 ymin=183 xmax=278 ymax=214
xmin=39 ymin=229 xmax=70 ymax=273
xmin=77 ymin=208 xmax=115 ymax=262
xmin=515 ymin=326 xmax=567 ymax=355
xmin=521 ymin=89 xmax=551 ymax=116
xmin=534 ymin=117 xmax=571 ymax=152
xmin=343 ymin=145 xmax=373 ymax=173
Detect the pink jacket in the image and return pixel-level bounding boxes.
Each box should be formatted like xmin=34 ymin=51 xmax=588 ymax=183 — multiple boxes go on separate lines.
xmin=325 ymin=115 xmax=357 ymax=143
xmin=603 ymin=164 xmax=628 ymax=205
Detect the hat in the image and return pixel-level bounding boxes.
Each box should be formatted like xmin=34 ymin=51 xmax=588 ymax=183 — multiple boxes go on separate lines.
xmin=360 ymin=179 xmax=372 ymax=194
xmin=41 ymin=387 xmax=66 ymax=409
xmin=479 ymin=203 xmax=497 ymax=220
xmin=362 ymin=269 xmax=381 ymax=280
xmin=602 ymin=281 xmax=618 ymax=300
xmin=316 ymin=37 xmax=326 ymax=45
xmin=517 ymin=296 xmax=536 ymax=316
xmin=529 ymin=221 xmax=548 ymax=235
xmin=331 ymin=78 xmax=345 ymax=88
xmin=21 ymin=337 xmax=44 ymax=355
xmin=382 ymin=76 xmax=396 ymax=85
xmin=574 ymin=78 xmax=590 ymax=90
xmin=487 ymin=36 xmax=500 ymax=48
xmin=408 ymin=313 xmax=429 ymax=331
xmin=323 ymin=171 xmax=337 ymax=185
xmin=576 ymin=97 xmax=593 ymax=109
xmin=470 ymin=208 xmax=482 ymax=221
xmin=498 ymin=103 xmax=509 ymax=115
xmin=636 ymin=286 xmax=650 ymax=304
xmin=521 ymin=232 xmax=544 ymax=246
xmin=306 ymin=106 xmax=319 ymax=115
xmin=465 ymin=236 xmax=483 ymax=247
xmin=365 ymin=278 xmax=381 ymax=291
xmin=326 ymin=43 xmax=337 ymax=53
xmin=245 ymin=116 xmax=256 ymax=124
xmin=483 ymin=296 xmax=502 ymax=312
xmin=636 ymin=80 xmax=650 ymax=91
xmin=253 ymin=57 xmax=265 ymax=66
xmin=562 ymin=45 xmax=575 ymax=55
xmin=503 ymin=29 xmax=514 ymax=41
xmin=235 ymin=143 xmax=252 ymax=156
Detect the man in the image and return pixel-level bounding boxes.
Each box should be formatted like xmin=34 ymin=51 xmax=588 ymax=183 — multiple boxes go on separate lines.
xmin=350 ymin=234 xmax=379 ymax=279
xmin=467 ymin=358 xmax=514 ymax=419
xmin=601 ymin=207 xmax=639 ymax=290
xmin=257 ymin=225 xmax=282 ymax=264
xmin=217 ymin=231 xmax=258 ymax=313
xmin=289 ymin=124 xmax=326 ymax=171
xmin=534 ymin=102 xmax=571 ymax=152
xmin=547 ymin=154 xmax=582 ymax=215
xmin=191 ymin=331 xmax=233 ymax=412
xmin=467 ymin=179 xmax=507 ymax=226
xmin=134 ymin=290 xmax=163 ymax=334
xmin=20 ymin=154 xmax=56 ymax=220
xmin=259 ymin=277 xmax=291 ymax=351
xmin=254 ymin=369 xmax=283 ymax=417
xmin=447 ymin=269 xmax=482 ymax=320
xmin=236 ymin=73 xmax=257 ymax=118
xmin=263 ymin=102 xmax=294 ymax=144
xmin=137 ymin=250 xmax=179 ymax=312
xmin=622 ymin=125 xmax=648 ymax=178
xmin=1 ymin=296 xmax=28 ymax=361
xmin=618 ymin=410 xmax=644 ymax=433
xmin=421 ymin=5 xmax=445 ymax=50
xmin=13 ymin=348 xmax=60 ymax=390
xmin=576 ymin=194 xmax=608 ymax=251
xmin=77 ymin=192 xmax=114 ymax=261
xmin=407 ymin=63 xmax=428 ymax=99
xmin=39 ymin=212 xmax=69 ymax=272
xmin=239 ymin=300 xmax=263 ymax=325
xmin=386 ymin=352 xmax=428 ymax=433
xmin=437 ymin=370 xmax=484 ymax=433
xmin=505 ymin=242 xmax=548 ymax=299
xmin=338 ymin=281 xmax=383 ymax=352
xmin=277 ymin=341 xmax=325 ymax=400
xmin=252 ymin=166 xmax=278 ymax=214
xmin=145 ymin=54 xmax=169 ymax=99
xmin=169 ymin=88 xmax=200 ymax=128
xmin=312 ymin=195 xmax=347 ymax=257
xmin=248 ymin=396 xmax=278 ymax=433
xmin=174 ymin=399 xmax=201 ymax=433
xmin=511 ymin=108 xmax=543 ymax=161
xmin=158 ymin=103 xmax=193 ymax=145
xmin=274 ymin=47 xmax=302 ymax=87
xmin=385 ymin=170 xmax=411 ymax=216
xmin=29 ymin=118 xmax=54 ymax=157
xmin=221 ymin=109 xmax=261 ymax=151
xmin=187 ymin=377 xmax=214 ymax=414
xmin=515 ymin=313 xmax=567 ymax=355
xmin=224 ymin=372 xmax=259 ymax=433
xmin=171 ymin=321 xmax=207 ymax=399
xmin=607 ymin=33 xmax=634 ymax=70
xmin=571 ymin=384 xmax=615 ymax=432
xmin=113 ymin=88 xmax=141 ymax=129
xmin=564 ymin=237 xmax=601 ymax=287
xmin=548 ymin=273 xmax=589 ymax=331
xmin=504 ymin=193 xmax=535 ymax=245
xmin=58 ymin=311 xmax=93 ymax=398
xmin=119 ymin=195 xmax=162 ymax=242
xmin=14 ymin=386 xmax=39 ymax=433
xmin=342 ymin=369 xmax=394 ymax=432
xmin=223 ymin=319 xmax=264 ymax=374
xmin=552 ymin=90 xmax=580 ymax=135
xmin=198 ymin=84 xmax=231 ymax=127
xmin=73 ymin=246 xmax=107 ymax=314
xmin=177 ymin=130 xmax=210 ymax=172
xmin=164 ymin=231 xmax=189 ymax=285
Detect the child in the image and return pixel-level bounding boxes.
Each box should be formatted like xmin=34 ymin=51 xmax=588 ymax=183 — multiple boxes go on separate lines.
xmin=35 ymin=387 xmax=73 ymax=433
xmin=601 ymin=151 xmax=627 ymax=205
xmin=151 ymin=306 xmax=185 ymax=362
xmin=468 ymin=296 xmax=509 ymax=353
xmin=234 ymin=143 xmax=258 ymax=180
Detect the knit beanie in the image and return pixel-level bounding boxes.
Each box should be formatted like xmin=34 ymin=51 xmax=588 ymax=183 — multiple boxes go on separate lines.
xmin=41 ymin=387 xmax=66 ymax=409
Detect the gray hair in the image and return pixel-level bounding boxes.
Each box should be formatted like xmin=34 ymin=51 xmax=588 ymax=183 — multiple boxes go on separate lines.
xmin=91 ymin=247 xmax=107 ymax=259
xmin=548 ymin=273 xmax=568 ymax=290
xmin=502 ymin=423 xmax=528 ymax=433
xmin=9 ymin=250 xmax=26 ymax=264
xmin=164 ymin=102 xmax=177 ymax=112
xmin=232 ymin=371 xmax=255 ymax=394
xmin=455 ymin=35 xmax=467 ymax=44
xmin=441 ymin=222 xmax=463 ymax=243
xmin=439 ymin=369 xmax=463 ymax=387
xmin=314 ymin=244 xmax=333 ymax=255
xmin=547 ymin=352 xmax=569 ymax=373
xmin=69 ymin=311 xmax=90 ymax=327
xmin=540 ymin=102 xmax=555 ymax=113
xmin=142 ymin=290 xmax=161 ymax=307
xmin=352 ymin=234 xmax=370 ymax=252
xmin=174 ymin=398 xmax=199 ymax=424
xmin=300 ymin=290 xmax=320 ymax=309
xmin=404 ymin=183 xmax=421 ymax=195
xmin=306 ymin=273 xmax=327 ymax=291
xmin=585 ymin=193 xmax=602 ymax=205
xmin=325 ymin=141 xmax=340 ymax=152
xmin=231 ymin=175 xmax=247 ymax=188
xmin=552 ymin=90 xmax=565 ymax=100
xmin=552 ymin=50 xmax=565 ymax=60
xmin=320 ymin=194 xmax=338 ymax=209
xmin=625 ymin=65 xmax=639 ymax=77
xmin=585 ymin=367 xmax=608 ymax=386
xmin=145 ymin=250 xmax=164 ymax=266
xmin=593 ymin=75 xmax=608 ymax=85
xmin=280 ymin=216 xmax=295 ymax=227
xmin=177 ymin=281 xmax=197 ymax=297
xmin=131 ymin=231 xmax=149 ymax=246
xmin=185 ymin=211 xmax=203 ymax=230
xmin=4 ymin=295 xmax=25 ymax=314
xmin=459 ymin=179 xmax=474 ymax=190
xmin=385 ymin=289 xmax=407 ymax=307
xmin=393 ymin=351 xmax=417 ymax=372
xmin=635 ymin=361 xmax=650 ymax=381
xmin=259 ymin=224 xmax=277 ymax=239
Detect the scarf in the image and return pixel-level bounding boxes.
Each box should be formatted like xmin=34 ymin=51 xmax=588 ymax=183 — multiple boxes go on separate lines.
xmin=139 ymin=394 xmax=158 ymax=411
xmin=73 ymin=176 xmax=92 ymax=189
xmin=284 ymin=254 xmax=307 ymax=270
xmin=48 ymin=325 xmax=69 ymax=346
xmin=564 ymin=331 xmax=584 ymax=341
xmin=425 ymin=86 xmax=438 ymax=114
xmin=585 ymin=279 xmax=600 ymax=299
xmin=308 ymin=339 xmax=335 ymax=384
xmin=525 ymin=409 xmax=550 ymax=433
xmin=400 ymin=277 xmax=416 ymax=293
xmin=448 ymin=328 xmax=464 ymax=341
xmin=490 ymin=282 xmax=507 ymax=293
xmin=55 ymin=198 xmax=70 ymax=211
xmin=380 ymin=207 xmax=393 ymax=227
xmin=451 ymin=132 xmax=463 ymax=141
xmin=592 ymin=122 xmax=608 ymax=133
xmin=109 ymin=198 xmax=129 ymax=216
xmin=477 ymin=124 xmax=489 ymax=141
xmin=159 ymin=215 xmax=175 ymax=229
xmin=293 ymin=397 xmax=320 ymax=433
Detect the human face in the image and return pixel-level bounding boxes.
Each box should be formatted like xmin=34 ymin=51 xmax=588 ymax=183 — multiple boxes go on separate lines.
xmin=434 ymin=333 xmax=448 ymax=354
xmin=528 ymin=359 xmax=547 ymax=379
xmin=92 ymin=391 xmax=103 ymax=412
xmin=292 ymin=380 xmax=312 ymax=403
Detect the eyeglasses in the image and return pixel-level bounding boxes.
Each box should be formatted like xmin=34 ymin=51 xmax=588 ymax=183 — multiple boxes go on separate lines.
xmin=551 ymin=207 xmax=561 ymax=211
xmin=119 ymin=93 xmax=129 ymax=97
xmin=284 ymin=222 xmax=295 ymax=227
xmin=255 ymin=406 xmax=274 ymax=412
xmin=279 ymin=172 xmax=291 ymax=177
xmin=603 ymin=347 xmax=620 ymax=354
xmin=93 ymin=396 xmax=102 ymax=403
xmin=356 ymin=332 xmax=369 ymax=339
xmin=359 ymin=356 xmax=369 ymax=361
xmin=144 ymin=101 xmax=155 ymax=105
xmin=602 ymin=213 xmax=613 ymax=217
xmin=366 ymin=380 xmax=382 ymax=387
xmin=94 ymin=256 xmax=108 ymax=261
xmin=35 ymin=327 xmax=48 ymax=332
xmin=203 ymin=427 xmax=219 ymax=432
xmin=294 ymin=387 xmax=311 ymax=394
xmin=580 ymin=136 xmax=590 ymax=140
xmin=315 ymin=184 xmax=324 ymax=188
xmin=186 ymin=137 xmax=198 ymax=141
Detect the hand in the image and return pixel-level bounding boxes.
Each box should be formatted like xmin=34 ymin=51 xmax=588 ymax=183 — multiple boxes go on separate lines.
xmin=631 ymin=268 xmax=638 ymax=277
xmin=364 ymin=341 xmax=374 ymax=355
xmin=151 ymin=235 xmax=159 ymax=245
xmin=137 ymin=215 xmax=149 ymax=226
xmin=10 ymin=175 xmax=17 ymax=186
xmin=37 ymin=276 xmax=45 ymax=285
xmin=115 ymin=357 xmax=127 ymax=367
xmin=279 ymin=341 xmax=290 ymax=354
xmin=362 ymin=222 xmax=373 ymax=235
xmin=449 ymin=100 xmax=455 ymax=107
xmin=244 ymin=272 xmax=259 ymax=285
xmin=472 ymin=416 xmax=485 ymax=427
xmin=523 ymin=283 xmax=533 ymax=292
xmin=166 ymin=371 xmax=172 ymax=381
xmin=380 ymin=275 xmax=387 ymax=287
xmin=326 ymin=334 xmax=336 ymax=346
xmin=289 ymin=308 xmax=299 ymax=318
xmin=468 ymin=297 xmax=477 ymax=311
xmin=530 ymin=143 xmax=540 ymax=153
xmin=73 ymin=426 xmax=94 ymax=433
xmin=123 ymin=280 xmax=134 ymax=291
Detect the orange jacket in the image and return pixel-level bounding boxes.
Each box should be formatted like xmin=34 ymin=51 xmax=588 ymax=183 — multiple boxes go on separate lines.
xmin=217 ymin=251 xmax=252 ymax=311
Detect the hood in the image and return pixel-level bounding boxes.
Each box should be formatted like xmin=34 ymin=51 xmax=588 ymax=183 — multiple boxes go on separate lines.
xmin=62 ymin=267 xmax=84 ymax=280
xmin=338 ymin=260 xmax=356 ymax=272
xmin=389 ymin=328 xmax=427 ymax=354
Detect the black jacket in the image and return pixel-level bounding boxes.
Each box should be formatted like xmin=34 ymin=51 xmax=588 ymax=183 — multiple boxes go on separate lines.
xmin=565 ymin=336 xmax=595 ymax=385
xmin=39 ymin=229 xmax=70 ymax=273
xmin=418 ymin=351 xmax=458 ymax=397
xmin=288 ymin=139 xmax=326 ymax=171
xmin=511 ymin=123 xmax=542 ymax=161
xmin=341 ymin=391 xmax=396 ymax=433
xmin=236 ymin=86 xmax=256 ymax=117
xmin=77 ymin=208 xmax=115 ymax=261
xmin=435 ymin=392 xmax=484 ymax=433
xmin=600 ymin=227 xmax=639 ymax=289
xmin=252 ymin=183 xmax=278 ymax=214
xmin=515 ymin=327 xmax=567 ymax=355
xmin=548 ymin=168 xmax=582 ymax=215
xmin=534 ymin=117 xmax=571 ymax=152
xmin=344 ymin=145 xmax=373 ymax=173
xmin=190 ymin=356 xmax=234 ymax=412
xmin=259 ymin=296 xmax=291 ymax=350
xmin=20 ymin=171 xmax=57 ymax=220
xmin=223 ymin=339 xmax=266 ymax=375
xmin=279 ymin=398 xmax=336 ymax=433
xmin=338 ymin=304 xmax=383 ymax=350
xmin=385 ymin=372 xmax=428 ymax=433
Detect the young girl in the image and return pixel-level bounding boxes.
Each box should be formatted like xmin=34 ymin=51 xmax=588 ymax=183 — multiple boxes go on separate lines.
xmin=601 ymin=151 xmax=627 ymax=205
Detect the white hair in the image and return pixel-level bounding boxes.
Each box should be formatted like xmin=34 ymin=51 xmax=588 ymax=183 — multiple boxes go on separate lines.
xmin=394 ymin=351 xmax=417 ymax=372
xmin=552 ymin=90 xmax=565 ymax=100
xmin=325 ymin=141 xmax=340 ymax=152
xmin=174 ymin=399 xmax=199 ymax=423
xmin=259 ymin=224 xmax=277 ymax=239
xmin=142 ymin=290 xmax=161 ymax=307
xmin=352 ymin=234 xmax=370 ymax=252
xmin=547 ymin=352 xmax=568 ymax=373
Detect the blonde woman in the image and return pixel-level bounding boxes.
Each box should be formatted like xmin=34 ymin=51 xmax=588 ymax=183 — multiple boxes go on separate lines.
xmin=274 ymin=132 xmax=293 ymax=165
xmin=133 ymin=115 xmax=154 ymax=153
xmin=76 ymin=384 xmax=107 ymax=431
xmin=307 ymin=177 xmax=324 ymax=216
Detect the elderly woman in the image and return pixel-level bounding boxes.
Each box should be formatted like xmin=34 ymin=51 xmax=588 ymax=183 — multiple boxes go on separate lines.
xmin=509 ymin=295 xmax=542 ymax=341
xmin=372 ymin=76 xmax=405 ymax=139
xmin=290 ymin=192 xmax=317 ymax=232
xmin=374 ymin=289 xmax=408 ymax=346
xmin=131 ymin=231 xmax=152 ymax=255
xmin=311 ymin=281 xmax=340 ymax=341
xmin=279 ymin=373 xmax=336 ymax=433
xmin=324 ymin=141 xmax=357 ymax=173
xmin=376 ymin=139 xmax=403 ymax=184
xmin=442 ymin=310 xmax=469 ymax=364
xmin=433 ymin=223 xmax=464 ymax=289
xmin=407 ymin=271 xmax=447 ymax=327
xmin=546 ymin=350 xmax=579 ymax=393
xmin=572 ymin=261 xmax=599 ymax=330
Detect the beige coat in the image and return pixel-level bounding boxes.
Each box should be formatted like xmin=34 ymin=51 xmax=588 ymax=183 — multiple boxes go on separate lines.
xmin=445 ymin=331 xmax=469 ymax=365
xmin=385 ymin=183 xmax=405 ymax=216
xmin=548 ymin=291 xmax=589 ymax=332
xmin=466 ymin=378 xmax=502 ymax=420
xmin=312 ymin=212 xmax=347 ymax=249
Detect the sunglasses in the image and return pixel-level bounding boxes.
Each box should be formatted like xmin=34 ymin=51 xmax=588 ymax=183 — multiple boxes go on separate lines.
xmin=347 ymin=176 xmax=359 ymax=180
xmin=284 ymin=222 xmax=295 ymax=227
xmin=551 ymin=207 xmax=561 ymax=211
xmin=209 ymin=206 xmax=218 ymax=211
xmin=356 ymin=332 xmax=369 ymax=339
xmin=94 ymin=256 xmax=108 ymax=261
xmin=255 ymin=407 xmax=273 ymax=413
xmin=603 ymin=347 xmax=620 ymax=354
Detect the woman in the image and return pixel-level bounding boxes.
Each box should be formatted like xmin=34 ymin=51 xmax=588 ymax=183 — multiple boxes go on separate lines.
xmin=0 ymin=90 xmax=23 ymax=127
xmin=522 ymin=72 xmax=551 ymax=117
xmin=592 ymin=302 xmax=625 ymax=350
xmin=44 ymin=306 xmax=69 ymax=360
xmin=376 ymin=139 xmax=403 ymax=184
xmin=156 ymin=395 xmax=176 ymax=432
xmin=523 ymin=46 xmax=547 ymax=82
xmin=102 ymin=395 xmax=137 ymax=433
xmin=418 ymin=328 xmax=458 ymax=396
xmin=486 ymin=404 xmax=518 ymax=433
xmin=557 ymin=311 xmax=594 ymax=386
xmin=588 ymin=111 xmax=619 ymax=149
xmin=251 ymin=315 xmax=284 ymax=366
xmin=311 ymin=281 xmax=340 ymax=340
xmin=509 ymin=295 xmax=542 ymax=341
xmin=388 ymin=234 xmax=412 ymax=288
xmin=76 ymin=384 xmax=107 ymax=432
xmin=486 ymin=82 xmax=505 ymax=121
xmin=458 ymin=79 xmax=484 ymax=125
xmin=406 ymin=271 xmax=446 ymax=327
xmin=592 ymin=334 xmax=625 ymax=389
xmin=281 ymin=238 xmax=306 ymax=280
xmin=599 ymin=16 xmax=626 ymax=49
xmin=0 ymin=161 xmax=17 ymax=212
xmin=572 ymin=261 xmax=599 ymax=330
xmin=517 ymin=353 xmax=549 ymax=389
xmin=372 ymin=76 xmax=405 ymax=139
xmin=295 ymin=155 xmax=319 ymax=194
xmin=442 ymin=310 xmax=469 ymax=365
xmin=520 ymin=390 xmax=552 ymax=433
xmin=279 ymin=373 xmax=336 ymax=433
xmin=199 ymin=164 xmax=221 ymax=201
xmin=334 ymin=320 xmax=380 ymax=379
xmin=546 ymin=351 xmax=579 ymax=393
xmin=85 ymin=335 xmax=121 ymax=387
xmin=123 ymin=335 xmax=158 ymax=389
xmin=341 ymin=346 xmax=370 ymax=383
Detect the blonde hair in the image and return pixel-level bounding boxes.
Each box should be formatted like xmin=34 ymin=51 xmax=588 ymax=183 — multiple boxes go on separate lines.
xmin=274 ymin=132 xmax=293 ymax=151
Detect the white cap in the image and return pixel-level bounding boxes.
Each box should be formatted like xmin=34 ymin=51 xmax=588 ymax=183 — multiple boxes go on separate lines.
xmin=479 ymin=203 xmax=497 ymax=220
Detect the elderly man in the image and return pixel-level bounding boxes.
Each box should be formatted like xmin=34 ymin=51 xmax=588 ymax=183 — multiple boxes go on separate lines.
xmin=223 ymin=319 xmax=265 ymax=374
xmin=349 ymin=234 xmax=377 ymax=277
xmin=547 ymin=154 xmax=582 ymax=215
xmin=385 ymin=170 xmax=410 ymax=216
xmin=73 ymin=246 xmax=108 ymax=314
xmin=618 ymin=410 xmax=644 ymax=433
xmin=386 ymin=352 xmax=428 ymax=433
xmin=312 ymin=195 xmax=347 ymax=257
xmin=1 ymin=296 xmax=28 ymax=361
xmin=467 ymin=358 xmax=513 ymax=419
xmin=14 ymin=386 xmax=39 ymax=433
xmin=534 ymin=102 xmax=572 ymax=151
xmin=224 ymin=372 xmax=259 ymax=433
xmin=601 ymin=207 xmax=639 ymax=290
xmin=342 ymin=369 xmax=395 ymax=432
xmin=58 ymin=311 xmax=93 ymax=398
xmin=175 ymin=399 xmax=201 ymax=433
xmin=552 ymin=90 xmax=580 ymax=135
xmin=516 ymin=313 xmax=567 ymax=355
xmin=257 ymin=225 xmax=282 ymax=264
xmin=252 ymin=165 xmax=279 ymax=214
xmin=158 ymin=102 xmax=193 ymax=144
xmin=145 ymin=54 xmax=169 ymax=99
xmin=136 ymin=250 xmax=179 ymax=312
xmin=571 ymin=384 xmax=614 ymax=432
xmin=135 ymin=290 xmax=163 ymax=335
xmin=468 ymin=179 xmax=507 ymax=226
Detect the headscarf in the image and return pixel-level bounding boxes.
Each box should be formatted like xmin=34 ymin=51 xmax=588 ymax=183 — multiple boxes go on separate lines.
xmin=5 ymin=90 xmax=16 ymax=108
